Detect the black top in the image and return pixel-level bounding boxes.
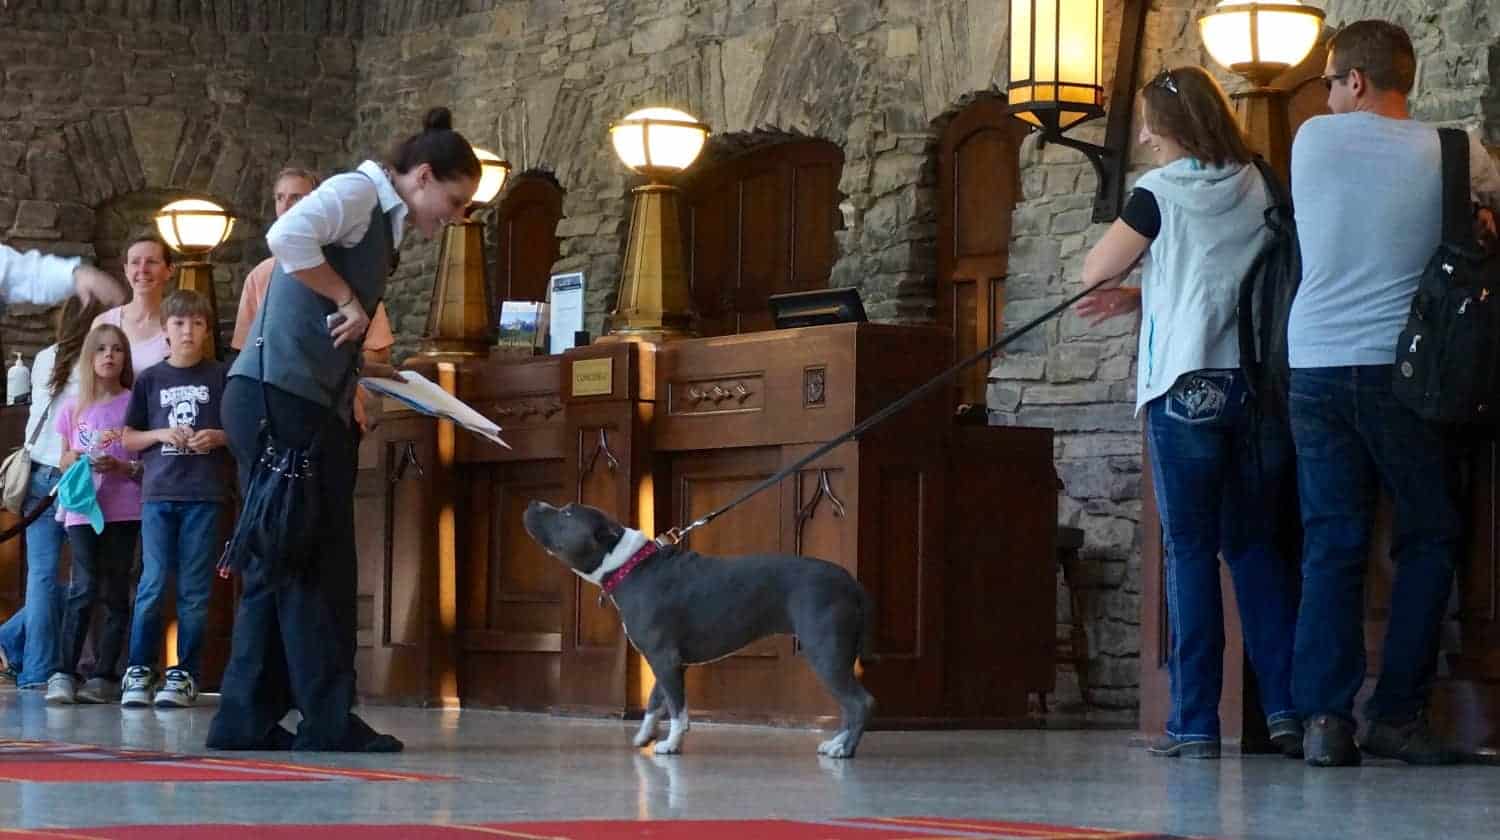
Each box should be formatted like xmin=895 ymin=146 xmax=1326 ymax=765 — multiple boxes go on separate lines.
xmin=1120 ymin=187 xmax=1161 ymax=239
xmin=126 ymin=359 xmax=232 ymax=503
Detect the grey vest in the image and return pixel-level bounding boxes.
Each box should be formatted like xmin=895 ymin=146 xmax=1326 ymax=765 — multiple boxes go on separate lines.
xmin=231 ymin=184 xmax=393 ymax=417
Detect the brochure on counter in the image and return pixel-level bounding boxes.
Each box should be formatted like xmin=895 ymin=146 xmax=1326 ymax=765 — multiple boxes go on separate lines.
xmin=360 ymin=370 xmax=512 ymax=449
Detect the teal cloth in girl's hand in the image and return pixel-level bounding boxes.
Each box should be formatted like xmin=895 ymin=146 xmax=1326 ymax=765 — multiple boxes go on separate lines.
xmin=56 ymin=458 xmax=104 ymax=534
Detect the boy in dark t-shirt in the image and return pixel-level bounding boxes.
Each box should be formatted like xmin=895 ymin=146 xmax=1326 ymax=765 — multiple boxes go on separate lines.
xmin=120 ymin=290 xmax=230 ymax=709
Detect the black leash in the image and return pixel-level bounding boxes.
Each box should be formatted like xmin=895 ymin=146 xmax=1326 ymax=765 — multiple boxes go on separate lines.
xmin=0 ymin=486 xmax=58 ymax=545
xmin=656 ymin=274 xmax=1121 ymax=546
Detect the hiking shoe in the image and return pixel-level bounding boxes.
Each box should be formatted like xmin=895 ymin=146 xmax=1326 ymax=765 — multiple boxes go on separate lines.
xmin=1361 ymin=717 xmax=1461 ymax=766
xmin=120 ymin=666 xmax=158 ymax=708
xmin=45 ymin=672 xmax=77 ymax=705
xmin=75 ymin=676 xmax=120 ymax=704
xmin=1147 ymin=734 xmax=1221 ymax=759
xmin=1304 ymin=714 xmax=1361 ymax=767
xmin=1269 ymin=717 xmax=1305 ymax=759
xmin=154 ymin=669 xmax=197 ymax=708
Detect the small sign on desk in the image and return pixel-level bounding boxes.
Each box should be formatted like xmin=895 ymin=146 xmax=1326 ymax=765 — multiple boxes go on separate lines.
xmin=572 ymin=357 xmax=613 ymax=397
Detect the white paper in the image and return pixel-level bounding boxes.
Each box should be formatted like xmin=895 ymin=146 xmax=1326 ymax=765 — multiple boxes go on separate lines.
xmin=548 ymin=272 xmax=585 ymax=354
xmin=360 ymin=370 xmax=512 ymax=449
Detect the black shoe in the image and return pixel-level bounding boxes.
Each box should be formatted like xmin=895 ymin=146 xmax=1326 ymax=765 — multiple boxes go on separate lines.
xmin=1147 ymin=734 xmax=1221 ymax=759
xmin=206 ymin=724 xmax=296 ymax=751
xmin=1269 ymin=717 xmax=1305 ymax=759
xmin=1361 ymin=718 xmax=1461 ymax=766
xmin=1304 ymin=715 xmax=1361 ymax=766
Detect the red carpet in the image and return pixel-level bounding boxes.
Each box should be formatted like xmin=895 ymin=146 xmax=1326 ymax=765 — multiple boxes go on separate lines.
xmin=0 ymin=738 xmax=447 ymax=783
xmin=0 ymin=819 xmax=1202 ymax=839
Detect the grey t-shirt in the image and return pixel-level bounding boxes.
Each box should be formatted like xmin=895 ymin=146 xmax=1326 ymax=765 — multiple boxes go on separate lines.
xmin=125 ymin=359 xmax=231 ymax=503
xmin=1289 ymin=113 xmax=1500 ymax=368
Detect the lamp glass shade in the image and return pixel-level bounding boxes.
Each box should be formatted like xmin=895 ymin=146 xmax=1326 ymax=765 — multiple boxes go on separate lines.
xmin=472 ymin=147 xmax=511 ymax=205
xmin=1200 ymin=1 xmax=1324 ymax=80
xmin=1008 ymin=0 xmax=1104 ymax=130
xmin=609 ymin=108 xmax=709 ymax=175
xmin=154 ymin=198 xmax=235 ymax=255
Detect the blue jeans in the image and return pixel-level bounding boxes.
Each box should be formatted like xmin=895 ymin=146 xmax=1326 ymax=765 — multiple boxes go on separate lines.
xmin=1287 ymin=365 xmax=1460 ymax=725
xmin=1147 ymin=370 xmax=1299 ymax=741
xmin=129 ymin=500 xmax=223 ymax=679
xmin=0 ymin=465 xmax=66 ymax=687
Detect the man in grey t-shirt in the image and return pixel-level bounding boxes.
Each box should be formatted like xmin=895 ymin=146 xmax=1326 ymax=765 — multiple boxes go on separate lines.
xmin=1287 ymin=20 xmax=1499 ymax=768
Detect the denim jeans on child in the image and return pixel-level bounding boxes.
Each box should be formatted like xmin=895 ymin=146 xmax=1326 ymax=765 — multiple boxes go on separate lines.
xmin=58 ymin=521 xmax=140 ymax=680
xmin=1287 ymin=365 xmax=1461 ymax=725
xmin=129 ymin=500 xmax=223 ymax=679
xmin=1146 ymin=369 xmax=1300 ymax=741
xmin=0 ymin=465 xmax=65 ymax=686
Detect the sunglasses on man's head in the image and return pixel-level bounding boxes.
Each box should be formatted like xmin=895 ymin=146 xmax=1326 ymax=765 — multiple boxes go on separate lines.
xmin=1321 ymin=69 xmax=1356 ymax=91
xmin=1152 ymin=71 xmax=1179 ymax=95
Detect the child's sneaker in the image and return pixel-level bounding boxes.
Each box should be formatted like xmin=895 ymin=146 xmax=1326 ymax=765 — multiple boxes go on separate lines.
xmin=45 ymin=672 xmax=77 ymax=704
xmin=75 ymin=676 xmax=120 ymax=704
xmin=120 ymin=666 xmax=158 ymax=707
xmin=154 ymin=669 xmax=197 ymax=708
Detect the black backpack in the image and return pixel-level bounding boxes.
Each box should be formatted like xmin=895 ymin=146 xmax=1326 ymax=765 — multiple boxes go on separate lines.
xmin=1238 ymin=158 xmax=1301 ymax=420
xmin=1392 ymin=128 xmax=1500 ymax=425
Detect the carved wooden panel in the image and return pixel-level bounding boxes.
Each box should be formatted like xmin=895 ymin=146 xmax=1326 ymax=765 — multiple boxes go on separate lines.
xmin=494 ymin=174 xmax=564 ymax=304
xmin=667 ymin=373 xmax=762 ymax=416
xmin=868 ymin=466 xmax=923 ymax=658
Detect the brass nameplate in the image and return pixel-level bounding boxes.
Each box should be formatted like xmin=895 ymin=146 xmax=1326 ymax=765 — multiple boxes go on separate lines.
xmin=572 ymin=358 xmax=613 ymax=397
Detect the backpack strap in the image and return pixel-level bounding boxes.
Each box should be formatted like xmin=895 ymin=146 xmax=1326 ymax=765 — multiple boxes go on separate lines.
xmin=1438 ymin=127 xmax=1473 ymax=249
xmin=1250 ymin=157 xmax=1291 ymax=212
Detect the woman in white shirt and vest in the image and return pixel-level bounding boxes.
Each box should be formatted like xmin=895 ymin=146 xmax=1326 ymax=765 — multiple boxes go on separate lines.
xmin=206 ymin=108 xmax=480 ymax=753
xmin=1075 ymin=66 xmax=1301 ymax=759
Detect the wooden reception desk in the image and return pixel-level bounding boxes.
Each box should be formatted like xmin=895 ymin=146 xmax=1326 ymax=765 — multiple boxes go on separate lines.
xmin=357 ymin=323 xmax=1059 ymax=726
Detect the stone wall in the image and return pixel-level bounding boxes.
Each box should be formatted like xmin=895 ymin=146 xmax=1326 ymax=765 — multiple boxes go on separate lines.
xmin=351 ymin=0 xmax=1010 ymax=355
xmin=0 ymin=2 xmax=358 ymax=358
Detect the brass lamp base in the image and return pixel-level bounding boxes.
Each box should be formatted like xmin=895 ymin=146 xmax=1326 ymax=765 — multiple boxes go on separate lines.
xmin=174 ymin=261 xmax=219 ymax=360
xmin=599 ymin=183 xmax=698 ymax=344
xmin=422 ymin=218 xmax=494 ymax=357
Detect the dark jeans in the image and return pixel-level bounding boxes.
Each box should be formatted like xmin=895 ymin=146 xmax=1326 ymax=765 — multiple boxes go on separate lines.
xmin=1146 ymin=370 xmax=1300 ymax=740
xmin=207 ymin=376 xmax=375 ymax=751
xmin=1288 ymin=365 xmax=1460 ymax=725
xmin=0 ymin=464 xmax=66 ymax=686
xmin=59 ymin=521 xmax=141 ymax=681
xmin=129 ymin=500 xmax=223 ymax=679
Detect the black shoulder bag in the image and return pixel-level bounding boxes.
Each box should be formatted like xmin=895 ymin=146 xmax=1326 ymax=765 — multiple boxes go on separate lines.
xmin=1237 ymin=157 xmax=1302 ymax=421
xmin=217 ymin=292 xmax=359 ymax=586
xmin=1392 ymin=128 xmax=1500 ymax=425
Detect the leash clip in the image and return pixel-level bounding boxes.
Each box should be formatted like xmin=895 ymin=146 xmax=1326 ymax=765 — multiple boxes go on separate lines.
xmin=655 ymin=527 xmax=684 ymax=547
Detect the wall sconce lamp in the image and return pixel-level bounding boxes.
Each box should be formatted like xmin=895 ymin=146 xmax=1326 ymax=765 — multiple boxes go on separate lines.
xmin=422 ymin=147 xmax=511 ymax=357
xmin=600 ymin=107 xmax=710 ymax=343
xmin=1199 ymin=1 xmax=1326 ymax=177
xmin=154 ymin=197 xmax=236 ymax=359
xmin=1007 ymin=0 xmax=1148 ymax=223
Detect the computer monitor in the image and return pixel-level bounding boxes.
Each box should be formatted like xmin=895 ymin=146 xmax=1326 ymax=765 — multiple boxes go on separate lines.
xmin=768 ymin=287 xmax=867 ymax=330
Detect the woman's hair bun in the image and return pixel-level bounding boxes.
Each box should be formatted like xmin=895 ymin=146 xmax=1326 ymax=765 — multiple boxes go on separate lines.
xmin=423 ymin=107 xmax=454 ymax=133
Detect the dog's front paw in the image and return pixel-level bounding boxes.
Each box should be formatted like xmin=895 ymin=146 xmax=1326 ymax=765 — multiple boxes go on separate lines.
xmin=632 ymin=729 xmax=658 ymax=748
xmin=653 ymin=739 xmax=683 ymax=756
xmin=817 ymin=732 xmax=854 ymax=758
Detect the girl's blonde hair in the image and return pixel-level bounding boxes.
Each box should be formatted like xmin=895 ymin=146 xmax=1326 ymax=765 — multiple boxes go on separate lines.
xmin=75 ymin=324 xmax=134 ymax=412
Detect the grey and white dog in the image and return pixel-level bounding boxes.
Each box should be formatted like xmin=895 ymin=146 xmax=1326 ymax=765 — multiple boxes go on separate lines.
xmin=522 ymin=500 xmax=876 ymax=758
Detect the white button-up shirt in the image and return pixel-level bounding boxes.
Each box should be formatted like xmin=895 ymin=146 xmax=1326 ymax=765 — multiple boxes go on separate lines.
xmin=0 ymin=244 xmax=79 ymax=307
xmin=265 ymin=160 xmax=408 ymax=273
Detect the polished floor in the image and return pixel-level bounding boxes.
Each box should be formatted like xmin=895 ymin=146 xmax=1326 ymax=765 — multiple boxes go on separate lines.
xmin=0 ymin=689 xmax=1494 ymax=839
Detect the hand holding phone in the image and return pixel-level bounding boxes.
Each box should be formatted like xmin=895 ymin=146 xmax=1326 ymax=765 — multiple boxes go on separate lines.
xmin=327 ymin=312 xmax=347 ymax=332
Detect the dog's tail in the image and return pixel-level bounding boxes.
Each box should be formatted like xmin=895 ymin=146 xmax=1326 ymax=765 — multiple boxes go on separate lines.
xmin=856 ymin=583 xmax=880 ymax=666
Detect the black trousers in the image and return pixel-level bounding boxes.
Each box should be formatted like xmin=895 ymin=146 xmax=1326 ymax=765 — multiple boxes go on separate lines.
xmin=59 ymin=521 xmax=140 ymax=680
xmin=206 ymin=377 xmax=381 ymax=751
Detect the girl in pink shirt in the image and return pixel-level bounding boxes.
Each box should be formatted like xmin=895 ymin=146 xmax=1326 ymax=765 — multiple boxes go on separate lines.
xmin=47 ymin=324 xmax=143 ymax=705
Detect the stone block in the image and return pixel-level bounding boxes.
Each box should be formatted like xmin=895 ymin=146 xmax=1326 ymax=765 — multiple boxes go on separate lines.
xmin=989 ymin=353 xmax=1046 ymax=381
xmin=1024 ymin=382 xmax=1113 ymax=406
xmin=13 ymin=200 xmax=58 ymax=232
xmin=632 ymin=17 xmax=685 ymax=55
xmin=886 ymin=25 xmax=919 ymax=58
xmin=0 ymin=198 xmax=14 ymax=230
xmin=1049 ymin=342 xmax=1101 ymax=382
xmin=25 ymin=151 xmax=79 ymax=203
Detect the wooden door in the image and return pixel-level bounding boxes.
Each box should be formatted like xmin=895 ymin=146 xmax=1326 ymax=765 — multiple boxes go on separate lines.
xmin=682 ymin=141 xmax=843 ymax=335
xmin=494 ymin=174 xmax=564 ymax=304
xmin=937 ymin=99 xmax=1026 ymax=407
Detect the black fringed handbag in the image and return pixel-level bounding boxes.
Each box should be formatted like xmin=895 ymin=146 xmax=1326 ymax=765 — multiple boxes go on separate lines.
xmin=218 ymin=301 xmax=357 ymax=585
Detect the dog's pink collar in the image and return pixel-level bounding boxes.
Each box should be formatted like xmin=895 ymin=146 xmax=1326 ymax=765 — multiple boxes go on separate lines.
xmin=601 ymin=540 xmax=659 ymax=595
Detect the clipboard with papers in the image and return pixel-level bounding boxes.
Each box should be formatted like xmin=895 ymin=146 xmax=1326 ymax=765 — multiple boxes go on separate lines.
xmin=359 ymin=370 xmax=512 ymax=449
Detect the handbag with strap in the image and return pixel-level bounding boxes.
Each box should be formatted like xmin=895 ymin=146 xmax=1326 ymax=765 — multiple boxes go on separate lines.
xmin=1 ymin=397 xmax=55 ymax=514
xmin=1392 ymin=128 xmax=1500 ymax=424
